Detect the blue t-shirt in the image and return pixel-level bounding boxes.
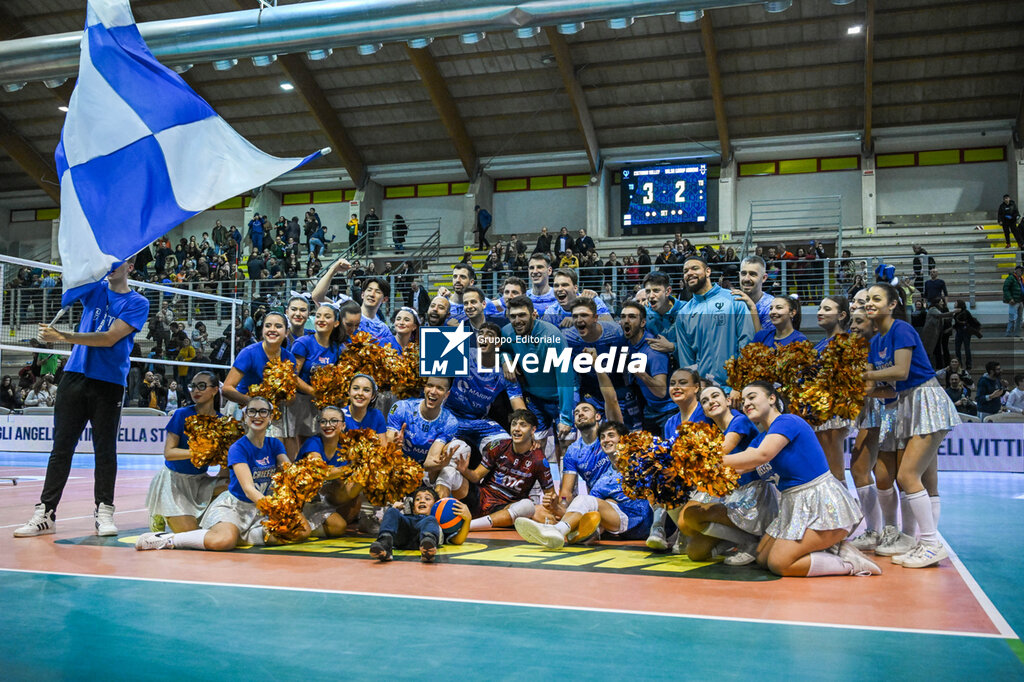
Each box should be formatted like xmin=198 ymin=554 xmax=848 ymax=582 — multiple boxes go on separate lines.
xmin=163 ymin=405 xmax=216 ymax=475
xmin=231 ymin=343 xmax=297 ymax=395
xmin=562 ymin=435 xmax=611 ymax=490
xmin=718 ymin=411 xmax=761 ymax=485
xmin=64 ymin=281 xmax=149 ymax=386
xmin=627 ymin=332 xmax=676 ymax=419
xmin=869 ymin=319 xmax=935 ymax=392
xmin=753 ymin=328 xmax=808 ymax=348
xmin=445 ymin=355 xmax=523 ymax=420
xmin=386 ymin=399 xmax=459 ymax=464
xmin=343 ymin=406 xmax=387 ymax=434
xmin=226 ymin=435 xmax=286 ymax=501
xmin=297 ymin=435 xmax=347 ymax=467
xmin=527 ymin=287 xmax=559 ymax=317
xmin=662 ymin=403 xmax=708 ymax=441
xmin=540 ymin=297 xmax=611 ymax=325
xmin=291 ymin=334 xmax=342 ymax=383
xmin=358 ymin=315 xmax=400 ymax=351
xmin=752 ymin=414 xmax=829 ymax=491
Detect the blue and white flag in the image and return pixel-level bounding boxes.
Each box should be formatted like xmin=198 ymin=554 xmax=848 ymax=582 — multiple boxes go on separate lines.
xmin=56 ymin=0 xmax=327 ymax=305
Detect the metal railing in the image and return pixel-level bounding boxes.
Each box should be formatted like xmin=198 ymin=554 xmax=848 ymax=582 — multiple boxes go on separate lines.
xmin=742 ymin=196 xmax=843 ymax=260
xmin=325 ymin=217 xmax=441 ymax=262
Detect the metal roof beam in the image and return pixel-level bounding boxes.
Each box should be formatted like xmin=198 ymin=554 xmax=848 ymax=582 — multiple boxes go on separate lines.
xmin=699 ymin=12 xmax=731 ymax=164
xmin=863 ymin=0 xmax=874 ymax=154
xmin=0 ymin=112 xmax=60 ymax=202
xmin=543 ymin=27 xmax=601 ymax=174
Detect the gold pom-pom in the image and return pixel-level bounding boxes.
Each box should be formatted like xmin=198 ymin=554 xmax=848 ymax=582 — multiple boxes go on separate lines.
xmin=669 ymin=421 xmax=738 ymax=497
xmin=793 ymin=333 xmax=870 ymax=424
xmin=185 ymin=414 xmax=245 ymax=469
xmin=726 ymin=343 xmax=777 ymax=391
xmin=257 ymin=456 xmax=332 ymax=541
xmin=248 ymin=357 xmax=298 ymax=419
xmin=310 ymin=364 xmax=350 ymax=410
xmin=775 ymin=340 xmax=818 ymax=389
xmin=388 ymin=344 xmax=427 ymax=400
xmin=333 ymin=429 xmax=424 ymax=506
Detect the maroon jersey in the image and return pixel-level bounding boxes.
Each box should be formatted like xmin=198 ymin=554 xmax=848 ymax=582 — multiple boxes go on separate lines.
xmin=478 ymin=440 xmax=553 ymax=513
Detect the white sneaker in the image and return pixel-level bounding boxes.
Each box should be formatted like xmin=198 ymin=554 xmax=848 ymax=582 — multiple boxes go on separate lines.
xmin=874 ymin=528 xmax=916 ymax=557
xmin=95 ymin=503 xmax=118 ymax=536
xmin=13 ymin=503 xmax=56 ymax=537
xmin=515 ymin=517 xmax=565 ymax=550
xmin=646 ymin=525 xmax=668 ymax=551
xmin=848 ymin=529 xmax=882 ymax=552
xmin=135 ymin=532 xmax=174 ymax=550
xmin=671 ymin=533 xmax=689 ymax=555
xmin=724 ymin=547 xmax=758 ymax=566
xmin=838 ymin=540 xmax=882 ymax=576
xmin=900 ymin=542 xmax=948 ymax=568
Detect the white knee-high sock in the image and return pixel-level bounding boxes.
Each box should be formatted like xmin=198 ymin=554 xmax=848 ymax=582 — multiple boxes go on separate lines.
xmin=470 ymin=516 xmax=492 ymax=531
xmin=171 ymin=529 xmax=208 ymax=550
xmin=649 ymin=506 xmax=666 ymax=533
xmin=930 ymin=496 xmax=941 ymax=527
xmin=877 ymin=486 xmax=898 ymax=527
xmin=906 ymin=490 xmax=937 ymax=544
xmin=807 ymin=551 xmax=853 ymax=577
xmin=855 ymin=484 xmax=882 ymax=532
xmin=899 ymin=491 xmax=917 ymax=537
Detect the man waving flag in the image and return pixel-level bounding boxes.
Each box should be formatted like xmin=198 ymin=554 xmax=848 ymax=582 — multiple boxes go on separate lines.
xmin=56 ymin=0 xmax=329 ymax=305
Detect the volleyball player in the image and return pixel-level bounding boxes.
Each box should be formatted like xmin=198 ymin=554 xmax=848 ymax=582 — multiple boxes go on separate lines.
xmin=15 ymin=259 xmax=149 ymax=538
xmin=386 ymin=376 xmax=467 ymax=495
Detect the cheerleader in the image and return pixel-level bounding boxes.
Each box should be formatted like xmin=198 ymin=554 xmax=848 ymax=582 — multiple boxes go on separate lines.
xmin=678 ymin=385 xmax=778 ymax=565
xmin=284 ymin=294 xmax=312 ymax=346
xmin=290 ymin=303 xmax=344 ymax=454
xmin=722 ymin=382 xmax=880 ymax=577
xmin=222 ymin=312 xmax=314 ymax=452
xmin=862 ymin=283 xmax=960 ymax=568
xmin=278 ymin=294 xmax=314 ymax=459
xmin=751 ymin=296 xmax=807 ymax=347
xmin=845 ymin=309 xmax=888 ymax=551
xmin=812 ymin=295 xmax=854 ymax=482
xmin=136 ymin=396 xmax=296 ymax=551
xmin=392 ymin=307 xmax=421 ymax=352
xmin=662 ymin=368 xmax=706 ymax=441
xmin=343 ymin=374 xmax=387 ymax=436
xmin=297 ymin=405 xmax=363 ymax=537
xmin=144 ymin=372 xmax=224 ymax=533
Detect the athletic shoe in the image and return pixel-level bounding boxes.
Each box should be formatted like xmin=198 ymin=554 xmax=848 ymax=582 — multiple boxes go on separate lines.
xmin=848 ymin=529 xmax=881 ymax=552
xmin=515 ymin=517 xmax=565 ymax=550
xmin=95 ymin=503 xmax=118 ymax=536
xmin=671 ymin=533 xmax=689 ymax=555
xmin=838 ymin=540 xmax=882 ymax=576
xmin=874 ymin=528 xmax=916 ymax=557
xmin=723 ymin=547 xmax=758 ymax=566
xmin=13 ymin=504 xmax=55 ymax=537
xmin=876 ymin=524 xmax=900 ymax=549
xmin=369 ymin=535 xmax=393 ymax=562
xmin=135 ymin=532 xmax=174 ymax=550
xmin=646 ymin=524 xmax=669 ymax=552
xmin=900 ymin=542 xmax=948 ymax=568
xmin=419 ymin=536 xmax=438 ymax=563
xmin=150 ymin=514 xmax=166 ymax=533
xmin=566 ymin=511 xmax=601 ymax=545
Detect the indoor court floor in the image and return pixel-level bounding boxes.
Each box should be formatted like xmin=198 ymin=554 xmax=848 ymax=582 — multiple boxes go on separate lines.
xmin=1 ymin=453 xmax=1022 ymax=680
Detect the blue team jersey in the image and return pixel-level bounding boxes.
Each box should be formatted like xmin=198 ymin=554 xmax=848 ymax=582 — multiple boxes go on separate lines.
xmin=358 ymin=315 xmax=400 ymax=351
xmin=718 ymin=411 xmax=761 ymax=485
xmin=869 ymin=319 xmax=935 ymax=392
xmin=64 ymin=281 xmax=149 ymax=386
xmin=297 ymin=435 xmax=347 ymax=467
xmin=226 ymin=436 xmax=286 ymax=501
xmin=386 ymin=399 xmax=459 ymax=464
xmin=755 ymin=292 xmax=775 ymax=335
xmin=445 ymin=356 xmax=523 ymax=419
xmin=163 ymin=405 xmax=218 ymax=475
xmin=448 ymin=298 xmax=501 ymax=323
xmin=562 ymin=435 xmax=611 ymax=489
xmin=231 ymin=343 xmax=297 ymax=395
xmin=753 ymin=328 xmax=808 ymax=348
xmin=291 ymin=334 xmax=342 ymax=383
xmin=662 ymin=403 xmax=709 ymax=441
xmin=343 ymin=406 xmax=386 ymax=433
xmin=540 ymin=297 xmax=611 ymax=325
xmin=527 ymin=287 xmax=559 ymax=317
xmin=627 ymin=332 xmax=676 ymax=419
xmin=645 ymin=297 xmax=685 ymax=339
xmin=752 ymin=414 xmax=829 ymax=491
xmin=563 ymin=322 xmax=628 ymax=398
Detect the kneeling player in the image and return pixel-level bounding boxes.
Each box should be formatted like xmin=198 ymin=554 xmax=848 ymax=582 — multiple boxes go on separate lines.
xmin=455 ymin=409 xmax=557 ymax=530
xmin=370 ymin=486 xmax=471 ymax=563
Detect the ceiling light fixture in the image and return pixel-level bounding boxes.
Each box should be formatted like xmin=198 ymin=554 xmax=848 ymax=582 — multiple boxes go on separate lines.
xmin=252 ymin=55 xmax=277 ymax=67
xmin=172 ymin=64 xmax=193 ymax=74
xmin=557 ymin=22 xmax=585 ymax=35
xmin=607 ymin=17 xmax=635 ymax=30
xmin=357 ymin=43 xmax=382 ymax=56
xmin=3 ymin=82 xmax=27 ymax=92
xmin=459 ymin=32 xmax=485 ymax=45
xmin=407 ymin=37 xmax=433 ymax=49
xmin=677 ymin=10 xmax=704 ymax=22
xmin=58 ymin=106 xmax=69 ymax=112
xmin=847 ymin=25 xmax=863 ymax=35
xmin=213 ymin=59 xmax=238 ymax=71
xmin=515 ymin=27 xmax=541 ymax=39
xmin=43 ymin=78 xmax=68 ymax=89
xmin=279 ymin=82 xmax=294 ymax=91
xmin=764 ymin=0 xmax=793 ymax=12
xmin=306 ymin=48 xmax=333 ymax=61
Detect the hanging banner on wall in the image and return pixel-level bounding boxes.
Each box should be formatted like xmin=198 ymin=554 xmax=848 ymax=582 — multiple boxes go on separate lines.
xmin=844 ymin=422 xmax=1024 ymax=473
xmin=0 ymin=415 xmax=168 ymax=456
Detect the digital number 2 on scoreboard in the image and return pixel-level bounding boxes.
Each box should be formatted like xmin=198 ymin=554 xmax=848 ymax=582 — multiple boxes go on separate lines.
xmin=675 ymin=180 xmax=686 ymax=203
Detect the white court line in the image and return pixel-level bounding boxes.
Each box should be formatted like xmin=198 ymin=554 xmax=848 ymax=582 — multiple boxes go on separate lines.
xmin=0 ymin=566 xmax=1009 ymax=640
xmin=940 ymin=532 xmax=1018 ymax=638
xmin=0 ymin=475 xmax=153 ymax=488
xmin=0 ymin=507 xmax=148 ymax=529
xmin=1015 ymin=494 xmax=1024 ymax=500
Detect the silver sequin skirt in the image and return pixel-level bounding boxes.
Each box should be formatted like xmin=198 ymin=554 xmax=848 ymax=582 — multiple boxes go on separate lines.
xmin=878 ymin=402 xmax=898 ymax=451
xmin=281 ymin=393 xmax=318 ymax=438
xmin=813 ymin=415 xmax=855 ymax=434
xmin=766 ymin=472 xmax=863 ymax=541
xmin=688 ymin=491 xmax=722 ymax=505
xmin=895 ymin=378 xmax=962 ymax=448
xmin=723 ymin=479 xmax=780 ymax=536
xmin=854 ymin=398 xmax=881 ymax=430
xmin=201 ymin=491 xmax=265 ymax=545
xmin=145 ymin=467 xmax=218 ymax=519
xmin=302 ymin=496 xmax=338 ymax=528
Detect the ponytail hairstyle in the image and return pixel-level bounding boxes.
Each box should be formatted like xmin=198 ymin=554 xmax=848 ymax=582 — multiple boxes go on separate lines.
xmin=868 ymin=282 xmax=906 ymax=321
xmin=315 ymin=302 xmax=345 ymax=351
xmin=743 ymin=380 xmax=787 ymax=413
xmin=191 ymin=370 xmax=222 ymax=411
xmin=822 ymin=295 xmax=850 ymax=331
xmin=775 ymin=295 xmax=802 ymax=331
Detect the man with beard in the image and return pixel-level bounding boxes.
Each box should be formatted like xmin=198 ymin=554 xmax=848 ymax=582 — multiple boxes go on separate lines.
xmin=643 ymin=272 xmax=686 ymax=353
xmin=669 ymin=256 xmax=754 ymax=387
xmin=526 ymin=253 xmax=559 ymax=317
xmin=426 ymin=295 xmax=451 ymax=327
xmin=490 ymin=276 xmax=526 ymax=317
xmin=442 ymin=264 xmax=501 ymax=323
xmin=387 ymin=376 xmax=468 ymax=494
xmin=541 ymin=269 xmax=614 ymax=327
xmin=733 ymin=255 xmax=774 ymax=334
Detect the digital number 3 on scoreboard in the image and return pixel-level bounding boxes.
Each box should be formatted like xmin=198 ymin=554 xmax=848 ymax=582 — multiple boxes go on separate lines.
xmin=621 ymin=163 xmax=708 ymax=229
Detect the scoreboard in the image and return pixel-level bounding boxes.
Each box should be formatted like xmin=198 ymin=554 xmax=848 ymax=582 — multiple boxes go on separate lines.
xmin=621 ymin=163 xmax=707 ymax=229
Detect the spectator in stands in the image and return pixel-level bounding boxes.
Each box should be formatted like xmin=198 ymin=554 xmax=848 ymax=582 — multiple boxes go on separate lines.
xmin=212 ymin=220 xmax=228 ymax=252
xmin=624 ymin=256 xmax=641 ymax=293
xmin=406 ymin=279 xmax=431 ymax=319
xmin=951 ymin=300 xmax=981 ymax=370
xmin=508 ymin=233 xmax=527 ymax=258
xmin=534 ymin=226 xmax=552 ymax=256
xmin=655 ymin=242 xmax=678 ymax=279
xmin=362 ymin=208 xmax=381 ymax=253
xmin=598 ymin=282 xmax=617 ymax=314
xmin=473 ymin=205 xmax=492 ymax=252
xmin=482 ymin=253 xmax=503 ymax=292
xmin=555 ymin=227 xmax=572 ymax=256
xmin=309 ymin=224 xmax=333 ymax=259
xmin=936 ymin=357 xmax=973 ymax=389
xmin=393 ymin=214 xmax=408 ymax=252
xmin=574 ymin=229 xmax=595 ymax=256
xmin=1003 ymin=265 xmax=1024 ymax=337
xmin=1 ymin=376 xmax=20 ymax=410
xmin=559 ymin=249 xmax=579 ymax=269
xmin=976 ymin=362 xmax=1007 ymax=420
xmin=922 ymin=299 xmax=953 ymax=370
xmin=847 ymin=274 xmax=865 ymax=299
xmin=997 ymin=194 xmax=1021 ymax=250
xmin=721 ymin=247 xmax=739 ymax=284
xmin=581 ymin=251 xmax=603 ymax=291
xmin=911 ymin=244 xmax=934 ymax=293
xmin=923 ymin=269 xmax=947 ymax=303
xmin=512 ymin=251 xmax=529 ymax=280
xmin=944 ymin=372 xmax=976 ymax=416
xmin=1005 ymin=374 xmax=1024 ymax=414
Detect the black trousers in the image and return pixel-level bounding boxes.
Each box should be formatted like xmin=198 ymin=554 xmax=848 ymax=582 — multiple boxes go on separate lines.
xmin=41 ymin=372 xmax=126 ymax=514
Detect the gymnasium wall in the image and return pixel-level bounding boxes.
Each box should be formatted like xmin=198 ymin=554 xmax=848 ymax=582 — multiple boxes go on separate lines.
xmin=382 ymin=194 xmax=464 ymax=245
xmin=876 ymin=162 xmax=1008 ymax=216
xmin=735 ymin=170 xmax=862 ymax=230
xmin=492 ymin=187 xmax=588 ymax=236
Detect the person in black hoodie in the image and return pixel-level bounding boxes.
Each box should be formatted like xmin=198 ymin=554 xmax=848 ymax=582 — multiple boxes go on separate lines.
xmin=998 ymin=194 xmax=1021 ymax=249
